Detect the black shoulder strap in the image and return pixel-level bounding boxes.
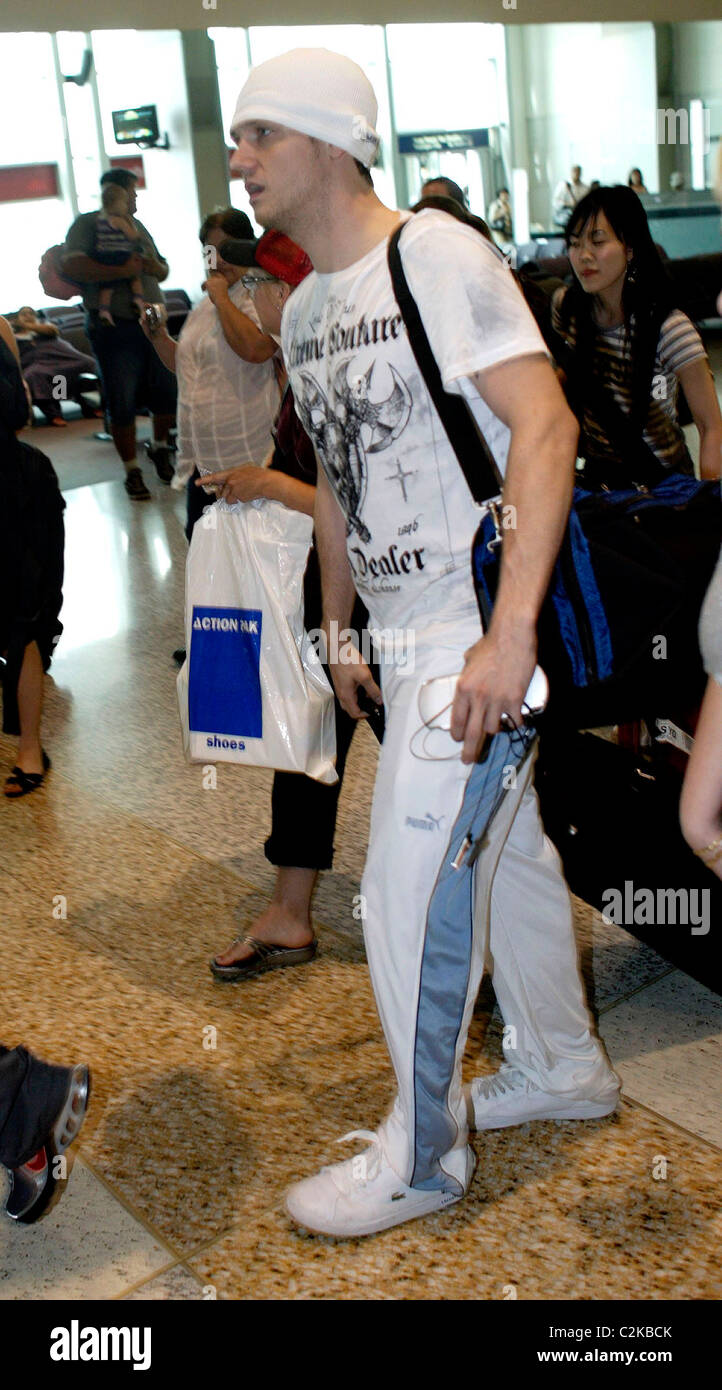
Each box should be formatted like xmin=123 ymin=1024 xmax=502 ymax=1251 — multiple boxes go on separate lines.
xmin=387 ymin=222 xmax=501 ymax=505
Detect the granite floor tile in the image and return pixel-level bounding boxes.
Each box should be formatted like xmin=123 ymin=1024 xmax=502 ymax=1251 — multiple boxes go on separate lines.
xmin=3 ymin=465 xmax=719 ymax=1301
xmin=2 ymin=835 xmax=381 ymax=1254
xmin=187 ymin=1103 xmax=721 ymax=1301
xmin=35 ymin=643 xmax=378 ymax=920
xmin=4 ymin=766 xmax=710 ymax=1272
xmin=598 ymin=973 xmax=722 ymax=1146
xmin=119 ymin=1265 xmax=208 ymax=1301
xmin=0 ymin=1158 xmax=173 ymax=1302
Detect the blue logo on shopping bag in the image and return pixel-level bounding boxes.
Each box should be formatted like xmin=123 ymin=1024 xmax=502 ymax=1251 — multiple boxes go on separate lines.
xmin=189 ymin=606 xmax=263 ymax=738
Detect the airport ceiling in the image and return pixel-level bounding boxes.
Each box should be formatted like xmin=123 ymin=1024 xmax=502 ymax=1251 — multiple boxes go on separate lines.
xmin=2 ymin=0 xmax=721 ymax=28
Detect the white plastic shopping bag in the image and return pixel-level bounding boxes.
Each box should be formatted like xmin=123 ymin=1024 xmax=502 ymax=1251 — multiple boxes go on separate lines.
xmin=177 ymin=499 xmax=337 ymax=784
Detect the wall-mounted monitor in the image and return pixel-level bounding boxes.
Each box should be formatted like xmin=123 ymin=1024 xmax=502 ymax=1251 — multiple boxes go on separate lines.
xmin=112 ymin=106 xmax=159 ymax=146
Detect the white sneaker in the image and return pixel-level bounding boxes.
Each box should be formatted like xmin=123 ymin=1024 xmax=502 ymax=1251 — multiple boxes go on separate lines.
xmin=466 ymin=1063 xmax=620 ymax=1131
xmin=285 ymin=1130 xmax=475 ymax=1238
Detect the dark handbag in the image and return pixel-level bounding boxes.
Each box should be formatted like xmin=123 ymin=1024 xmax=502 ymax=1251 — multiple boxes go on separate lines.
xmin=387 ymin=222 xmax=721 ymax=727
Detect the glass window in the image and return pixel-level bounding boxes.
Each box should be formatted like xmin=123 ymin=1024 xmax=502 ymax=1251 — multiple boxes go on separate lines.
xmin=0 ymin=32 xmax=75 ymax=311
xmin=386 ymin=23 xmax=504 ymax=133
xmin=57 ymin=32 xmax=104 ymax=215
xmin=208 ymin=27 xmax=253 ymax=221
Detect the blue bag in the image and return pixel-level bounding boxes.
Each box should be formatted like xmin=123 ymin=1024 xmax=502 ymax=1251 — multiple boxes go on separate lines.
xmin=388 ymin=222 xmax=721 ymax=727
xmin=472 ymin=473 xmax=720 ymax=724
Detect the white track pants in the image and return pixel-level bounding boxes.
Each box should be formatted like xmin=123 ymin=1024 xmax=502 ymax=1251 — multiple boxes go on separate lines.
xmin=361 ymin=617 xmax=617 ymax=1191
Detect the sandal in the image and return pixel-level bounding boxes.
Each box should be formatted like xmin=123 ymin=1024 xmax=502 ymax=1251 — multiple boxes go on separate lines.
xmin=209 ymin=935 xmax=317 ymax=982
xmin=4 ymin=750 xmax=51 ymax=799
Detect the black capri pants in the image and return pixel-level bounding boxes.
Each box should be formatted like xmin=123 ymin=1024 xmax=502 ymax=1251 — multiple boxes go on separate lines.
xmin=86 ymin=316 xmax=176 ymax=427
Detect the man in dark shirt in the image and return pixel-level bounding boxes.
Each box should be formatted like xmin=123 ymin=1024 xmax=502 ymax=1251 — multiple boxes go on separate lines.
xmin=61 ymin=169 xmax=177 ymax=500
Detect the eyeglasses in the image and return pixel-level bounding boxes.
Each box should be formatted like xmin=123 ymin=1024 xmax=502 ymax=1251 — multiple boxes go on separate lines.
xmin=240 ymin=273 xmax=276 ymax=292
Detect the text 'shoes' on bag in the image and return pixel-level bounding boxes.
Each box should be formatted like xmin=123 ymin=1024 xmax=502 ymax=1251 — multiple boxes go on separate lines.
xmin=177 ymin=500 xmax=338 ymax=784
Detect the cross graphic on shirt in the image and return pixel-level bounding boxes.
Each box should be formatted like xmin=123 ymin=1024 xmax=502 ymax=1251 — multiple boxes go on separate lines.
xmin=386 ymin=459 xmax=415 ymax=503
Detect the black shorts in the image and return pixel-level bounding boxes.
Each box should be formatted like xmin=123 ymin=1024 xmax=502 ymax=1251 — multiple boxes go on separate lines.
xmin=86 ymin=316 xmax=177 ymax=426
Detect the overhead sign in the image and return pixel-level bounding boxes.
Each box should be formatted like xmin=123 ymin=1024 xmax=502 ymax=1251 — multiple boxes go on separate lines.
xmin=398 ymin=129 xmax=489 ymax=154
xmin=0 ymin=163 xmax=59 ymax=202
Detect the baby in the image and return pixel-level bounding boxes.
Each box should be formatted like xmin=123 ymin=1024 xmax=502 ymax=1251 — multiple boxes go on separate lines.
xmin=95 ymin=184 xmax=145 ymax=327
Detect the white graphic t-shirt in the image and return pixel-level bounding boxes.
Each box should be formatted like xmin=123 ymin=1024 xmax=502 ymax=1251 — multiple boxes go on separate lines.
xmin=282 ymin=209 xmax=547 ymax=632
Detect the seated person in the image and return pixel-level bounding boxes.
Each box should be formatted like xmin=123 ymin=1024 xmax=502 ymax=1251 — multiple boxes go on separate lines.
xmin=12 ymin=307 xmax=99 ymax=427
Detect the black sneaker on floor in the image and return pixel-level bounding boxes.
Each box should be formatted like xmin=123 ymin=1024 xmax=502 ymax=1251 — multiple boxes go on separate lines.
xmin=6 ymin=1063 xmax=91 ymax=1224
xmin=124 ymin=467 xmax=151 ymax=501
xmin=145 ymin=442 xmax=175 ymax=484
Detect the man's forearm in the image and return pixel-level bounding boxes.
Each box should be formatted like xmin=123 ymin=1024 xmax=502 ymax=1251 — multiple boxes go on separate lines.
xmin=489 ymin=413 xmax=577 ymax=639
xmin=61 ymin=252 xmax=135 ymax=284
xmin=144 ymin=256 xmax=169 ymax=282
xmin=699 ymin=424 xmax=722 ymax=480
xmin=149 ymin=330 xmax=177 ymax=373
xmin=315 ymin=464 xmax=356 ymax=634
xmin=264 ymin=472 xmax=315 ymax=516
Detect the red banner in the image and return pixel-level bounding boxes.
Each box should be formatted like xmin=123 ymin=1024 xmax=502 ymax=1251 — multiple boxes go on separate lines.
xmin=0 ymin=164 xmax=59 ymax=202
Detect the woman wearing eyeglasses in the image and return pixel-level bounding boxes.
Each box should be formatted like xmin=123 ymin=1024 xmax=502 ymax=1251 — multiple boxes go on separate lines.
xmin=142 ymin=207 xmax=281 ymax=538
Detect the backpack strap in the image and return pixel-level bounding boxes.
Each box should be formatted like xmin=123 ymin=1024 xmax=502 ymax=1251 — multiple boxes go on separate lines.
xmin=387 ymin=222 xmax=502 ymax=505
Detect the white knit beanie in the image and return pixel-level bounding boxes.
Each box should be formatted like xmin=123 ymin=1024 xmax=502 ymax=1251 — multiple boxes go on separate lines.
xmin=230 ymin=48 xmax=380 ymax=169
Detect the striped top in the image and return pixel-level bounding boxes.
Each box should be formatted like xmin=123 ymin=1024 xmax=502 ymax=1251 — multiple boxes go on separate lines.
xmin=552 ymin=290 xmax=707 ymax=470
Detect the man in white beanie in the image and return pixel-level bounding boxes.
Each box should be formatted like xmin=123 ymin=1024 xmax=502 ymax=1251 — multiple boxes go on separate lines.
xmin=230 ymin=48 xmax=619 ymax=1238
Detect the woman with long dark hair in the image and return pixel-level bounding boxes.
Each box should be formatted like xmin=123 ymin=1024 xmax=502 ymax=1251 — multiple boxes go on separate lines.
xmin=551 ymin=185 xmax=721 ymax=488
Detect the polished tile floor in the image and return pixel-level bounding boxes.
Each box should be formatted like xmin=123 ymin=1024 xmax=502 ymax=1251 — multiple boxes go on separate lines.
xmin=1 ymin=425 xmax=720 ymax=1301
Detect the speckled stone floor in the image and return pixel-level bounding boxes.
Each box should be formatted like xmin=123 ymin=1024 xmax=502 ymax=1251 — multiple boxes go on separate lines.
xmin=1 ymin=463 xmax=720 ymax=1302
